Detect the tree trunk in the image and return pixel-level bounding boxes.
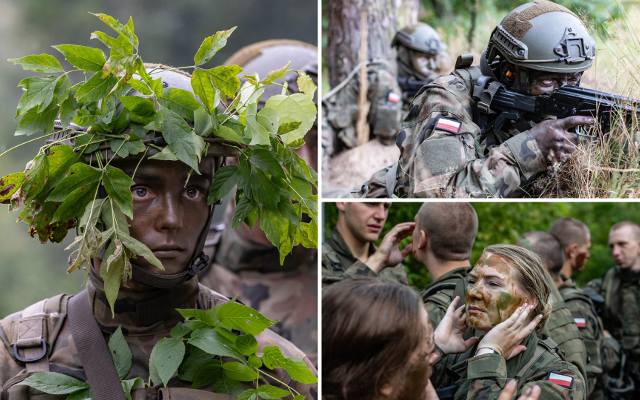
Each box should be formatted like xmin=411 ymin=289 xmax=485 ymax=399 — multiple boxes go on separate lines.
xmin=327 ymin=0 xmax=419 ymax=87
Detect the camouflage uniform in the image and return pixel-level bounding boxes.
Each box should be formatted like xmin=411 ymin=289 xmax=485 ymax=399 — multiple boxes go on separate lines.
xmin=323 ymin=60 xmax=403 ymax=153
xmin=322 ymin=229 xmax=408 ymax=287
xmin=559 ymin=275 xmax=605 ymax=399
xmin=420 ymin=266 xmax=470 ymax=328
xmin=434 ymin=333 xmax=586 ymax=400
xmin=601 ymin=266 xmax=640 ymax=396
xmin=0 ymin=273 xmax=316 ymax=399
xmin=362 ymin=68 xmax=550 ymax=198
xmin=199 ymin=227 xmax=317 ymax=365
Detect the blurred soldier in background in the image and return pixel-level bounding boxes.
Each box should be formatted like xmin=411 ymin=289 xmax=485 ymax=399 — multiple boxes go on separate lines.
xmin=550 ymin=218 xmax=592 ymax=280
xmin=392 ymin=23 xmax=450 ymax=108
xmin=199 ymin=39 xmax=318 ymax=363
xmin=520 ymin=231 xmax=603 ymax=399
xmin=322 ymin=202 xmax=411 ymax=286
xmin=363 ymin=0 xmax=596 ymax=198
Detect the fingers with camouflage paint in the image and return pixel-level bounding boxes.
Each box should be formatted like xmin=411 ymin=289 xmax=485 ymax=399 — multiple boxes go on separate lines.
xmin=530 ymin=116 xmax=595 ymax=163
xmin=434 ymin=296 xmax=479 ymax=355
xmin=498 ymin=380 xmax=542 ymax=400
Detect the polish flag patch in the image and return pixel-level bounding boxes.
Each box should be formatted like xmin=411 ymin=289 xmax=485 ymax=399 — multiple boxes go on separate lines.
xmin=387 ymin=92 xmax=401 ymax=104
xmin=574 ymin=318 xmax=587 ymax=328
xmin=547 ymin=372 xmax=573 ymax=388
xmin=434 ymin=118 xmax=461 ymax=134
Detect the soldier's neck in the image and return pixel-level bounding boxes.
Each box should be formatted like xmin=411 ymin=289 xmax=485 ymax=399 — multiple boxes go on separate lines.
xmin=424 ymin=252 xmax=469 ymax=282
xmin=336 ymin=223 xmax=371 ymax=261
xmin=87 ymin=266 xmax=199 ymax=333
xmin=559 ymin=261 xmax=574 ymax=280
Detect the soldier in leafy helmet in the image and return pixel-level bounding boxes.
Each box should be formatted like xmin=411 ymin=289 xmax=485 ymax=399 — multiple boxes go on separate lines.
xmin=199 ymin=39 xmax=318 ymax=365
xmin=392 ymin=23 xmax=450 ymax=108
xmin=0 ymin=15 xmax=317 ymax=400
xmin=363 ymin=0 xmax=597 ymax=198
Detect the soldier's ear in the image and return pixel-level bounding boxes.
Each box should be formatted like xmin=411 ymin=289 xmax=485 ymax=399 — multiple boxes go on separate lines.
xmin=335 ymin=202 xmax=346 ymax=212
xmin=419 ymin=230 xmax=429 ymax=250
xmin=565 ymin=243 xmax=579 ymax=259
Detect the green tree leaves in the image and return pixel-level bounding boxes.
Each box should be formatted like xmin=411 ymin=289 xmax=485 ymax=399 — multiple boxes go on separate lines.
xmin=150 ymin=337 xmax=186 ymax=387
xmin=8 ymin=54 xmax=63 ymax=73
xmin=194 ymin=27 xmax=237 ymax=66
xmin=53 ymin=44 xmax=106 ymax=71
xmin=19 ymin=372 xmax=89 ymax=395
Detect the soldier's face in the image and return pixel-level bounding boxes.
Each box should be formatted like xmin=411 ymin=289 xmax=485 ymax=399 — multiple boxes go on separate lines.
xmin=573 ymin=239 xmax=591 ymax=272
xmin=528 ymin=72 xmax=582 ymax=96
xmin=466 ymin=252 xmax=530 ymax=331
xmin=609 ymin=226 xmax=640 ymax=269
xmin=337 ymin=202 xmax=389 ymax=243
xmin=410 ymin=51 xmax=436 ymax=77
xmin=122 ymin=159 xmax=213 ymax=274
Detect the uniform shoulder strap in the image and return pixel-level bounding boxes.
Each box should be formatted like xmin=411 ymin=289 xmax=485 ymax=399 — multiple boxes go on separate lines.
xmin=515 ymin=338 xmax=557 ymax=379
xmin=0 ymin=293 xmax=67 ymax=373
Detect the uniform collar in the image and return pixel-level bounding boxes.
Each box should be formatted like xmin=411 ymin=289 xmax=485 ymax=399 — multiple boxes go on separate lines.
xmin=327 ymin=229 xmax=375 ymax=268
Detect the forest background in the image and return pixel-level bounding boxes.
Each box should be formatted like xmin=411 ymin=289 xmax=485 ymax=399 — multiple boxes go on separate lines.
xmin=323 ymin=202 xmax=640 ymax=289
xmin=0 ymin=0 xmax=317 ymax=316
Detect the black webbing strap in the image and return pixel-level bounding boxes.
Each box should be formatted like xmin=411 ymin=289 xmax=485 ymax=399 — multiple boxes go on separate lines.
xmin=68 ymin=290 xmax=125 ymax=400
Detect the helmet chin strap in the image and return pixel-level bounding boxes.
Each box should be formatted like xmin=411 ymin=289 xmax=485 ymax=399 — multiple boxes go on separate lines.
xmin=130 ymin=159 xmax=221 ymax=289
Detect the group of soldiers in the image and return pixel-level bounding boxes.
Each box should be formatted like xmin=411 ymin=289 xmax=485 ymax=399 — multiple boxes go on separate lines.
xmin=322 ymin=202 xmax=640 ymax=399
xmin=324 ymin=0 xmax=609 ymax=198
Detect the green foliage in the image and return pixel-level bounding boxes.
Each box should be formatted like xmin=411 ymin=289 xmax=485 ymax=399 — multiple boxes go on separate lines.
xmin=324 ymin=202 xmax=640 ymax=289
xmin=2 ymin=13 xmax=317 ymax=313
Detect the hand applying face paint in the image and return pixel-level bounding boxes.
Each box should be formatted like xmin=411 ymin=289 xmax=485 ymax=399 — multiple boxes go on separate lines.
xmin=476 ymin=303 xmax=544 ymax=359
xmin=366 ymin=222 xmax=415 ymax=273
xmin=433 ymin=296 xmax=479 ymax=358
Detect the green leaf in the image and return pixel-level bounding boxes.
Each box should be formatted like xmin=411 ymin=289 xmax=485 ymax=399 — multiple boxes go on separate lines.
xmin=75 ymin=72 xmax=118 ymax=103
xmin=0 ymin=172 xmax=25 ymax=204
xmin=48 ymin=163 xmax=101 ymax=202
xmin=262 ymin=346 xmax=316 ymax=384
xmin=66 ymin=388 xmax=92 ymax=400
xmin=217 ymin=301 xmax=274 ymax=336
xmin=59 ymin=96 xmax=78 ymax=127
xmin=91 ymin=13 xmax=139 ymax=49
xmin=256 ymin=385 xmax=291 ymax=399
xmin=208 ymin=65 xmax=242 ymax=99
xmin=296 ymin=71 xmax=316 ymax=98
xmin=222 ymin=362 xmax=258 ymax=382
xmin=213 ymin=124 xmax=244 ymax=143
xmin=160 ymin=88 xmax=201 ymax=122
xmin=170 ymin=323 xmax=192 ymax=338
xmin=149 ymin=337 xmax=185 ymax=387
xmin=18 ymin=372 xmax=88 ymax=394
xmin=149 ymin=146 xmax=178 ymax=161
xmin=159 ymin=105 xmax=205 ymax=173
xmin=41 ymin=145 xmax=80 ymax=197
xmin=23 ymin=155 xmax=49 ymax=201
xmin=245 ymin=103 xmax=270 ymax=146
xmin=191 ymin=362 xmax=224 ymax=389
xmin=191 ymin=69 xmax=220 ymax=114
xmin=15 ymin=102 xmax=58 ymax=136
xmin=103 ymin=165 xmax=134 ymax=219
xmin=262 ymin=62 xmax=290 ymax=85
xmin=53 ymin=44 xmax=106 ymax=71
xmin=193 ymin=27 xmax=237 ymax=66
xmin=119 ymin=96 xmax=156 ymax=124
xmin=248 ymin=355 xmax=262 ymax=369
xmin=187 ymin=328 xmax=243 ymax=360
xmin=121 ymin=377 xmax=144 ymax=400
xmin=208 ymin=165 xmax=239 ymax=203
xmin=8 ymin=53 xmax=63 ymax=73
xmin=16 ymin=76 xmax=58 ymax=116
xmin=79 ymin=198 xmax=106 ymax=230
xmin=127 ymin=78 xmax=152 ymax=95
xmin=238 ymin=389 xmax=258 ymax=400
xmin=101 ymin=238 xmax=127 ymax=314
xmin=250 ymin=149 xmax=284 ymax=179
xmin=235 ymin=335 xmax=258 ymax=356
xmin=194 ymin=107 xmax=216 ymax=137
xmin=52 ymin=182 xmax=99 ymax=223
xmin=263 ymin=93 xmax=316 ymax=144
xmin=119 ymin=232 xmax=164 ymax=270
xmin=108 ymin=326 xmax=132 ymax=379
xmin=176 ymin=308 xmax=218 ymax=325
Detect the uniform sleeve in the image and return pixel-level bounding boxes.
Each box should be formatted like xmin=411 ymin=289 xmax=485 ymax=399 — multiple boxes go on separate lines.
xmin=321 ymin=257 xmax=377 ymax=287
xmin=463 ymin=353 xmax=586 ymax=400
xmin=395 ymin=76 xmax=548 ymax=198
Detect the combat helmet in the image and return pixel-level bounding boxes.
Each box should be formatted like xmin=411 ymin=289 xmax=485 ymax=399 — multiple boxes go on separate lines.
xmin=393 ymin=23 xmax=446 ymax=80
xmin=484 ymin=0 xmax=595 ymax=89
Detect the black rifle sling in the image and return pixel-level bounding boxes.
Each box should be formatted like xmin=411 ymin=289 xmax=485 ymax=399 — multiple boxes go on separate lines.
xmin=68 ymin=289 xmax=126 ymax=400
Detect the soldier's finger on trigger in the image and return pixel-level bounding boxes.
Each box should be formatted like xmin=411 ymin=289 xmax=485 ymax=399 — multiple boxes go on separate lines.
xmin=562 ymin=115 xmax=595 ymax=129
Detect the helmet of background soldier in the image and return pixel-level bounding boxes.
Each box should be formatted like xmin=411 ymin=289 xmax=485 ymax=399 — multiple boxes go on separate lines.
xmin=53 ymin=64 xmax=236 ymax=289
xmin=392 ymin=23 xmax=446 ymax=80
xmin=484 ymin=0 xmax=596 ymax=90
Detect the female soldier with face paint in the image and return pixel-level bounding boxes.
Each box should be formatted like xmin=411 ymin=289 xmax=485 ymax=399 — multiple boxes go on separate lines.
xmin=431 ymin=244 xmax=586 ymax=400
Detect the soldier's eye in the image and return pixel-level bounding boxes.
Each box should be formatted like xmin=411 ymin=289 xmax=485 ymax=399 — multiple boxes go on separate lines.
xmin=132 ymin=187 xmax=148 ymax=198
xmin=185 ymin=186 xmax=202 ymax=200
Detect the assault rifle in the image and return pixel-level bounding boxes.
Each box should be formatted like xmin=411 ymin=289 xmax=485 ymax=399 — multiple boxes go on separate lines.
xmin=472 ymin=76 xmax=640 ymax=137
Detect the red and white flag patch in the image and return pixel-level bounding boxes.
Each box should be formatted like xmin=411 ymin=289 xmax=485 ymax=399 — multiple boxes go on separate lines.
xmin=434 ymin=118 xmax=461 ymax=134
xmin=574 ymin=318 xmax=587 ymax=328
xmin=547 ymin=372 xmax=573 ymax=388
xmin=387 ymin=92 xmax=401 ymax=104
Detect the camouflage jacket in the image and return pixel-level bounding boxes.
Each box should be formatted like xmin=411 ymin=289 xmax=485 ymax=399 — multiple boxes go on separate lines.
xmin=0 ymin=274 xmax=316 ymax=400
xmin=420 ymin=266 xmax=470 ymax=328
xmin=558 ymin=275 xmax=604 ymax=399
xmin=362 ymin=68 xmax=550 ymax=198
xmin=323 ymin=60 xmax=403 ymax=153
xmin=199 ymin=227 xmax=317 ymax=365
xmin=322 ymin=229 xmax=408 ymax=287
xmin=543 ymin=284 xmax=588 ymax=387
xmin=602 ymin=266 xmax=640 ymax=358
xmin=434 ymin=333 xmax=586 ymax=400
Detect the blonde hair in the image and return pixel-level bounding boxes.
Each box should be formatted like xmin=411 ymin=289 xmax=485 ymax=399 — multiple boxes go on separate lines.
xmin=483 ymin=244 xmax=552 ymax=329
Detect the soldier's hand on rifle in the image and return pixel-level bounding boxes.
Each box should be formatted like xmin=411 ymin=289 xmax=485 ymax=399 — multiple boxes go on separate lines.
xmin=530 ymin=116 xmax=595 ymax=163
xmin=476 ymin=303 xmax=543 ymax=360
xmin=498 ymin=380 xmax=541 ymax=400
xmin=433 ymin=296 xmax=479 ymax=361
xmin=366 ymin=222 xmax=415 ymax=273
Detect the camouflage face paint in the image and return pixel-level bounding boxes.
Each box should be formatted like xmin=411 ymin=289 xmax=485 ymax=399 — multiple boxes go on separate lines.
xmin=466 ymin=252 xmax=527 ymax=331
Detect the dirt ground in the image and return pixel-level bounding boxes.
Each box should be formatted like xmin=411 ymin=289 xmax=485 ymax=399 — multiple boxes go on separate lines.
xmin=323 ymin=139 xmax=400 ymax=195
